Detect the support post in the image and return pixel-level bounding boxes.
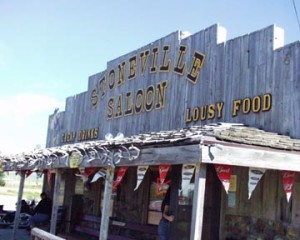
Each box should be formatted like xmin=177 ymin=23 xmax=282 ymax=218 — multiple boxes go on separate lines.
xmin=99 ymin=167 xmax=114 ymax=240
xmin=190 ymin=163 xmax=207 ymax=240
xmin=12 ymin=170 xmax=26 ymax=240
xmin=50 ymin=169 xmax=62 ymax=234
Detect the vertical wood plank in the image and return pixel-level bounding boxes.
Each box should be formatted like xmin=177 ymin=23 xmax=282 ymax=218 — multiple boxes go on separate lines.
xmin=12 ymin=171 xmax=26 ymax=240
xmin=191 ymin=163 xmax=207 ymax=240
xmin=50 ymin=169 xmax=62 ymax=234
xmin=99 ymin=167 xmax=114 ymax=240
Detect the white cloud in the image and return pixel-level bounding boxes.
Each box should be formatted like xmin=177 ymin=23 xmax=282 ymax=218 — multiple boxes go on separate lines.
xmin=0 ymin=94 xmax=64 ymax=155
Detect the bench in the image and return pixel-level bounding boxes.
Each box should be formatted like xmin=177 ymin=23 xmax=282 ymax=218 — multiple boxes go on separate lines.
xmin=68 ymin=214 xmax=101 ymax=240
xmin=109 ymin=220 xmax=158 ymax=240
xmin=64 ymin=214 xmax=157 ymax=240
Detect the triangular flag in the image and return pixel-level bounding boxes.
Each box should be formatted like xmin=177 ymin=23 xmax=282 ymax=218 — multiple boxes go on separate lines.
xmin=181 ymin=164 xmax=195 ymax=190
xmin=91 ymin=169 xmax=106 ymax=183
xmin=75 ymin=167 xmax=98 ymax=183
xmin=113 ymin=166 xmax=128 ymax=189
xmin=159 ymin=164 xmax=170 ymax=184
xmin=214 ymin=164 xmax=232 ymax=194
xmin=134 ymin=166 xmax=149 ymax=191
xmin=281 ymin=170 xmax=297 ymax=202
xmin=248 ymin=168 xmax=266 ymax=199
xmin=25 ymin=170 xmax=33 ymax=178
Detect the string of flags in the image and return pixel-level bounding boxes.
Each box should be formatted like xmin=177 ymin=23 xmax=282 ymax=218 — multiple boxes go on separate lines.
xmin=15 ymin=161 xmax=297 ymax=203
xmin=214 ymin=164 xmax=297 ymax=202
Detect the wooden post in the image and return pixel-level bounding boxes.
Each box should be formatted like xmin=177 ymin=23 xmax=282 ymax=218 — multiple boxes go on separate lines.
xmin=190 ymin=163 xmax=207 ymax=240
xmin=50 ymin=169 xmax=62 ymax=234
xmin=12 ymin=171 xmax=26 ymax=240
xmin=99 ymin=167 xmax=114 ymax=240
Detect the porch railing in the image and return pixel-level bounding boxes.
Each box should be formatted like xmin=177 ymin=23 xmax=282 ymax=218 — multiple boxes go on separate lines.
xmin=31 ymin=227 xmax=66 ymax=240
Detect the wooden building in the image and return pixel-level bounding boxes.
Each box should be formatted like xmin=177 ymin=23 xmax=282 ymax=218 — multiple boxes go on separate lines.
xmin=1 ymin=24 xmax=300 ymax=239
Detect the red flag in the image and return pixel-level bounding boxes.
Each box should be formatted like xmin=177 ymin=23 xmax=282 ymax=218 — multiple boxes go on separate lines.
xmin=113 ymin=166 xmax=128 ymax=189
xmin=159 ymin=164 xmax=170 ymax=184
xmin=281 ymin=170 xmax=297 ymax=202
xmin=214 ymin=164 xmax=232 ymax=194
xmin=25 ymin=170 xmax=33 ymax=178
xmin=83 ymin=167 xmax=98 ymax=177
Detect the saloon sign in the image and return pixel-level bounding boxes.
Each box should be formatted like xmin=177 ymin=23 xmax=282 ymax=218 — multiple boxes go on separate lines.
xmin=90 ymin=43 xmax=272 ymax=123
xmin=90 ymin=44 xmax=206 ymax=120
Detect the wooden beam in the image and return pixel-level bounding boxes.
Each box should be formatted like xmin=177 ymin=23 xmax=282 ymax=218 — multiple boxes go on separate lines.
xmin=12 ymin=171 xmax=26 ymax=240
xmin=99 ymin=167 xmax=114 ymax=240
xmin=202 ymin=145 xmax=300 ymax=171
xmin=84 ymin=144 xmax=201 ymax=168
xmin=50 ymin=169 xmax=62 ymax=234
xmin=190 ymin=163 xmax=207 ymax=240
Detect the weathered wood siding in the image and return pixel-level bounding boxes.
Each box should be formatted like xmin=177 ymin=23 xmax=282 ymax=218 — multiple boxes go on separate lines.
xmin=46 ymin=24 xmax=300 ymax=147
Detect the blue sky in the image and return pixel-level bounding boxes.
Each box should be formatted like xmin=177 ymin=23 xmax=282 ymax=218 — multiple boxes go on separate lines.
xmin=0 ymin=0 xmax=299 ymax=154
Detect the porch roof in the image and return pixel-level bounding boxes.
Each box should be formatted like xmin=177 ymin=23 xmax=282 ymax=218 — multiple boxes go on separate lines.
xmin=1 ymin=123 xmax=300 ymax=172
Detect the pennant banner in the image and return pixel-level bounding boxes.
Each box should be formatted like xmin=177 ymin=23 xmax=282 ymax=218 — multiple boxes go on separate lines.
xmin=91 ymin=169 xmax=106 ymax=183
xmin=181 ymin=164 xmax=196 ymax=190
xmin=26 ymin=170 xmax=33 ymax=178
xmin=113 ymin=166 xmax=128 ymax=189
xmin=76 ymin=167 xmax=98 ymax=183
xmin=281 ymin=170 xmax=297 ymax=202
xmin=248 ymin=168 xmax=266 ymax=199
xmin=215 ymin=164 xmax=232 ymax=194
xmin=159 ymin=164 xmax=170 ymax=184
xmin=134 ymin=165 xmax=149 ymax=191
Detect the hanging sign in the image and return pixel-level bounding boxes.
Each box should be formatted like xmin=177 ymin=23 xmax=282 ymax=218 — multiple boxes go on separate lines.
xmin=113 ymin=166 xmax=128 ymax=189
xmin=215 ymin=164 xmax=232 ymax=194
xmin=281 ymin=170 xmax=297 ymax=202
xmin=69 ymin=152 xmax=82 ymax=168
xmin=159 ymin=164 xmax=170 ymax=184
xmin=134 ymin=165 xmax=149 ymax=191
xmin=181 ymin=164 xmax=195 ymax=190
xmin=248 ymin=168 xmax=266 ymax=199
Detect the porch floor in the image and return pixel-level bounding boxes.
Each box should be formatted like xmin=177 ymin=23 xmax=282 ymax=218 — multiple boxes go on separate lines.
xmin=0 ymin=228 xmax=31 ymax=240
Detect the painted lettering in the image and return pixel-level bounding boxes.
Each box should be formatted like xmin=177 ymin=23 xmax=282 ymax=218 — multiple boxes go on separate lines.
xmin=232 ymin=93 xmax=273 ymax=117
xmin=185 ymin=102 xmax=224 ymax=123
